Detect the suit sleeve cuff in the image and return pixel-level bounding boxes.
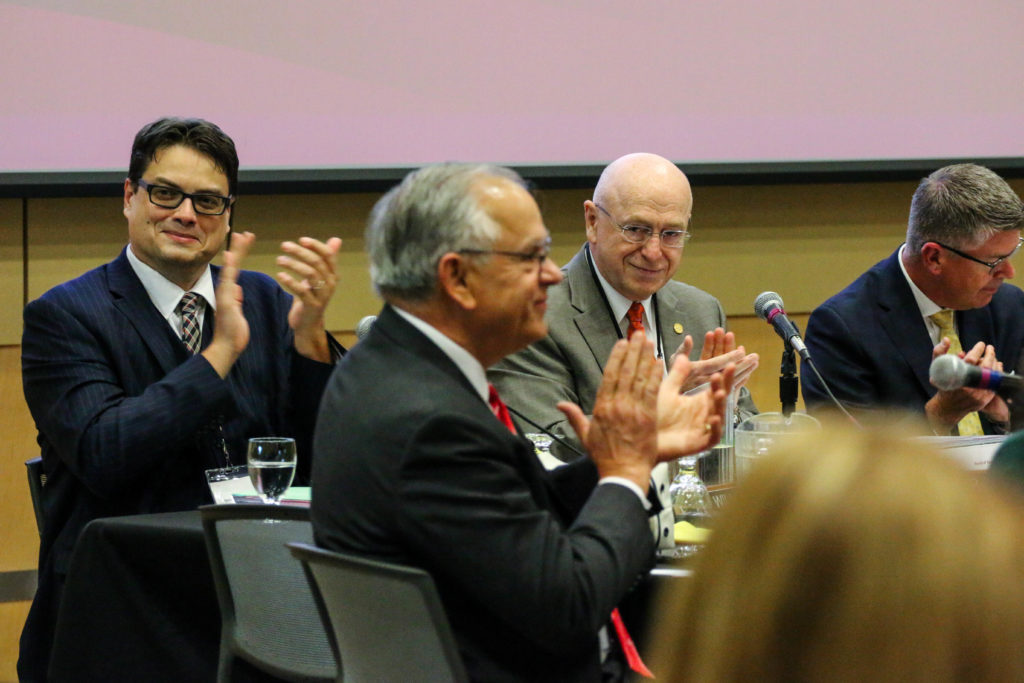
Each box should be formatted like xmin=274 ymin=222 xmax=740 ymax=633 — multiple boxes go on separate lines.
xmin=598 ymin=477 xmax=652 ymax=510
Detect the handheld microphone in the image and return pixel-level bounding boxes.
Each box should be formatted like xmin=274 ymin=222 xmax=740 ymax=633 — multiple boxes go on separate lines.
xmin=754 ymin=291 xmax=810 ymax=360
xmin=929 ymin=354 xmax=1024 ymax=397
xmin=355 ymin=315 xmax=377 ymax=341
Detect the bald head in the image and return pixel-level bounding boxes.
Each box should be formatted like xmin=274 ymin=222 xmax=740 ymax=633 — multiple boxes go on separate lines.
xmin=585 ymin=153 xmax=693 ymax=301
xmin=593 ymin=153 xmax=693 ymax=219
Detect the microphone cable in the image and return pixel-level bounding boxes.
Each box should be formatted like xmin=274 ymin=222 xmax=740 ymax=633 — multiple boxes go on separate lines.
xmin=505 ymin=405 xmax=588 ymax=459
xmin=802 ymin=355 xmax=863 ymax=429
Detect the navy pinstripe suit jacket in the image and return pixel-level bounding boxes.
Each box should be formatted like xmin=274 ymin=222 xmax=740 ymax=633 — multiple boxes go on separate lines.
xmin=18 ymin=247 xmax=339 ymax=680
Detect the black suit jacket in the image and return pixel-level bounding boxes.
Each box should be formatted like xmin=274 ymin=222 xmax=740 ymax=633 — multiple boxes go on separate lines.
xmin=19 ymin=248 xmax=340 ymax=681
xmin=311 ymin=306 xmax=655 ymax=682
xmin=802 ymin=249 xmax=1024 ymax=430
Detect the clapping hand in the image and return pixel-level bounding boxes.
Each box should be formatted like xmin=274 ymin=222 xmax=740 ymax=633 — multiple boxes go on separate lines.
xmin=275 ymin=236 xmax=342 ymax=363
xmin=557 ymin=333 xmax=662 ymax=491
xmin=203 ymin=230 xmax=255 ymax=378
xmin=669 ymin=328 xmax=757 ymax=392
xmin=656 ymin=354 xmax=735 ymax=461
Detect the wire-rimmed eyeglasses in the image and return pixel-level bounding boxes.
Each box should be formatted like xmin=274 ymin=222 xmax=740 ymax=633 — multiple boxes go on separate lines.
xmin=933 ymin=237 xmax=1023 ymax=273
xmin=459 ymin=236 xmax=553 ymax=266
xmin=137 ymin=179 xmax=234 ymax=216
xmin=594 ymin=203 xmax=691 ymax=248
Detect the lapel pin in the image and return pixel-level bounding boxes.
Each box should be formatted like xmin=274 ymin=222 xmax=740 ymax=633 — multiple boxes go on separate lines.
xmin=673 ymin=323 xmax=684 ymax=334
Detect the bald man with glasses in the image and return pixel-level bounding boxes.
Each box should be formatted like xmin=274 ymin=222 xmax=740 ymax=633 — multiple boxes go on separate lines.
xmin=489 ymin=152 xmax=758 ymax=555
xmin=803 ymin=163 xmax=1024 ymax=434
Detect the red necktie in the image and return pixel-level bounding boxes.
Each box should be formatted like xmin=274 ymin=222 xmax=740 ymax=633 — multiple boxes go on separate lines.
xmin=611 ymin=608 xmax=654 ymax=678
xmin=626 ymin=301 xmax=645 ymax=339
xmin=487 ymin=384 xmax=517 ymax=434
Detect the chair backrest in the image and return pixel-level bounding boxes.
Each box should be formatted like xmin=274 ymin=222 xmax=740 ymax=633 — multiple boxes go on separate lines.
xmin=288 ymin=542 xmax=468 ymax=683
xmin=25 ymin=456 xmax=45 ymax=537
xmin=201 ymin=505 xmax=338 ymax=683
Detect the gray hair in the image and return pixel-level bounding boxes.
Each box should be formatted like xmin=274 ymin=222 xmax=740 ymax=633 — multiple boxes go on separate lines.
xmin=906 ymin=163 xmax=1024 ymax=253
xmin=367 ymin=163 xmax=527 ymax=302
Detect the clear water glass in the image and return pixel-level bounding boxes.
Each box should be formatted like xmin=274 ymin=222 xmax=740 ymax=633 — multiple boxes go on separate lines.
xmin=247 ymin=437 xmax=297 ymax=504
xmin=524 ymin=432 xmax=564 ymax=470
xmin=668 ymin=386 xmax=737 ymax=557
xmin=734 ymin=412 xmax=821 ymax=480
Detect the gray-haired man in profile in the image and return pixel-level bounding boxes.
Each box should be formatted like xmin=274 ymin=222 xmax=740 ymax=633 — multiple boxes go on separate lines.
xmin=311 ymin=162 xmax=734 ymax=682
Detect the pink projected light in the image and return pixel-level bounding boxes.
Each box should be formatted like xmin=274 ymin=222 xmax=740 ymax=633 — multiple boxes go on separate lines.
xmin=2 ymin=1 xmax=1023 ymax=173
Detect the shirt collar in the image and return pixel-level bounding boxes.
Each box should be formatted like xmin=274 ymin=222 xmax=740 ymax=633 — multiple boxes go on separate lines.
xmin=126 ymin=244 xmax=217 ymax=320
xmin=589 ymin=254 xmax=654 ymax=331
xmin=897 ymin=243 xmax=944 ymax=318
xmin=392 ymin=306 xmax=490 ymax=404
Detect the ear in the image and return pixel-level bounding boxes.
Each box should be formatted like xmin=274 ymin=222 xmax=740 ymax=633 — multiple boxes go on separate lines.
xmin=919 ymin=242 xmax=945 ymax=275
xmin=437 ymin=252 xmax=477 ymax=310
xmin=123 ymin=178 xmax=136 ymax=219
xmin=583 ymin=200 xmax=599 ymax=244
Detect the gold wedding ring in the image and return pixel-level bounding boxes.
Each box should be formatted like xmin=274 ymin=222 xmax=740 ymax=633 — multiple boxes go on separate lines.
xmin=311 ymin=279 xmax=326 ymax=290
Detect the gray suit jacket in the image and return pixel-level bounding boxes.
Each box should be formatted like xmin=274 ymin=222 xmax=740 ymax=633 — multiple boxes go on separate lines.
xmin=490 ymin=245 xmax=754 ymax=457
xmin=489 ymin=246 xmax=755 ymax=549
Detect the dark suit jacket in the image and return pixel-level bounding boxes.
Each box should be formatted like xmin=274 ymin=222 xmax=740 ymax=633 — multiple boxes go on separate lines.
xmin=489 ymin=246 xmax=756 ymax=463
xmin=311 ymin=305 xmax=655 ymax=683
xmin=802 ymin=248 xmax=1024 ymax=431
xmin=19 ymin=248 xmax=340 ymax=681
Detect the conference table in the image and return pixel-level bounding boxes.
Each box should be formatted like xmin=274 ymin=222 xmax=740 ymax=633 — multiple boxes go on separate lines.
xmin=46 ymin=508 xmax=691 ymax=682
xmin=47 ymin=510 xmax=289 ymax=683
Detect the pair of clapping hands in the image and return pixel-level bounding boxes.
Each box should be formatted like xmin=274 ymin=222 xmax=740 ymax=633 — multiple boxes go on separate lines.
xmin=203 ymin=232 xmax=342 ymax=378
xmin=559 ymin=330 xmax=755 ymax=492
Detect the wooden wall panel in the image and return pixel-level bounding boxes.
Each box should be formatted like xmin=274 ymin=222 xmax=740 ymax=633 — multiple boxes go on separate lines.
xmin=0 ymin=200 xmax=24 ymax=346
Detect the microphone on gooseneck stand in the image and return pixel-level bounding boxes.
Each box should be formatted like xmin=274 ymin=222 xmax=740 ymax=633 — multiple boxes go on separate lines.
xmin=753 ymin=291 xmax=810 ymax=361
xmin=752 ymin=291 xmax=861 ymax=427
xmin=754 ymin=292 xmax=802 ymax=417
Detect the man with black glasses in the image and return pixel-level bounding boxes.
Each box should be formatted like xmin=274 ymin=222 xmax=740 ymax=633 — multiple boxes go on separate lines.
xmin=18 ymin=117 xmax=343 ymax=681
xmin=802 ymin=163 xmax=1024 ymax=434
xmin=490 ymin=152 xmax=758 ymax=552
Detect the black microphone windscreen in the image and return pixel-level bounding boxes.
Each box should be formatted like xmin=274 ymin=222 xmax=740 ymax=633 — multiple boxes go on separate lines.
xmin=753 ymin=291 xmax=784 ymax=321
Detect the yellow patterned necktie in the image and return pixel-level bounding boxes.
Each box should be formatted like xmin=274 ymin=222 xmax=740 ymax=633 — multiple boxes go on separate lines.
xmin=929 ymin=309 xmax=984 ymax=436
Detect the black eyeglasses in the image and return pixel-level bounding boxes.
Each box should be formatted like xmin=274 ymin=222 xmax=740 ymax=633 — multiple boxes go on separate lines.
xmin=594 ymin=203 xmax=690 ymax=248
xmin=136 ymin=179 xmax=234 ymax=216
xmin=933 ymin=237 xmax=1023 ymax=273
xmin=459 ymin=236 xmax=553 ymax=266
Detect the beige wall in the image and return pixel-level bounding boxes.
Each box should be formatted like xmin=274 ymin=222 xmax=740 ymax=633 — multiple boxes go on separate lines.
xmin=1 ymin=176 xmax=1021 ymax=680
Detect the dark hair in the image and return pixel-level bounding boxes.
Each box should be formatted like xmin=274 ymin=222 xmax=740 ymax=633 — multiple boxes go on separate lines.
xmin=127 ymin=117 xmax=239 ymax=196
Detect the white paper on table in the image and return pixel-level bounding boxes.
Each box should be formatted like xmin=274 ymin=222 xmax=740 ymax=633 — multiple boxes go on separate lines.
xmin=207 ymin=470 xmax=260 ymax=504
xmin=915 ymin=434 xmax=1006 ymax=471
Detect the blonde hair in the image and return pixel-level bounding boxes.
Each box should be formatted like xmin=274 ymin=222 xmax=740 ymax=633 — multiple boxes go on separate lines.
xmin=648 ymin=423 xmax=1024 ymax=682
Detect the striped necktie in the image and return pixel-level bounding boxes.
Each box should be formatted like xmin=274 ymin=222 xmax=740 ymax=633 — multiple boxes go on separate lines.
xmin=179 ymin=292 xmax=203 ymax=355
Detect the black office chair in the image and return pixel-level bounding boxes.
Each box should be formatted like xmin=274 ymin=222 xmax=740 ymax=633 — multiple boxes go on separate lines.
xmin=25 ymin=456 xmax=45 ymax=536
xmin=288 ymin=542 xmax=468 ymax=683
xmin=201 ymin=505 xmax=337 ymax=683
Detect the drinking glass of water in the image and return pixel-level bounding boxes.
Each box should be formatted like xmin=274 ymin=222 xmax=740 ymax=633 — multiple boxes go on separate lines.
xmin=247 ymin=437 xmax=297 ymax=504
